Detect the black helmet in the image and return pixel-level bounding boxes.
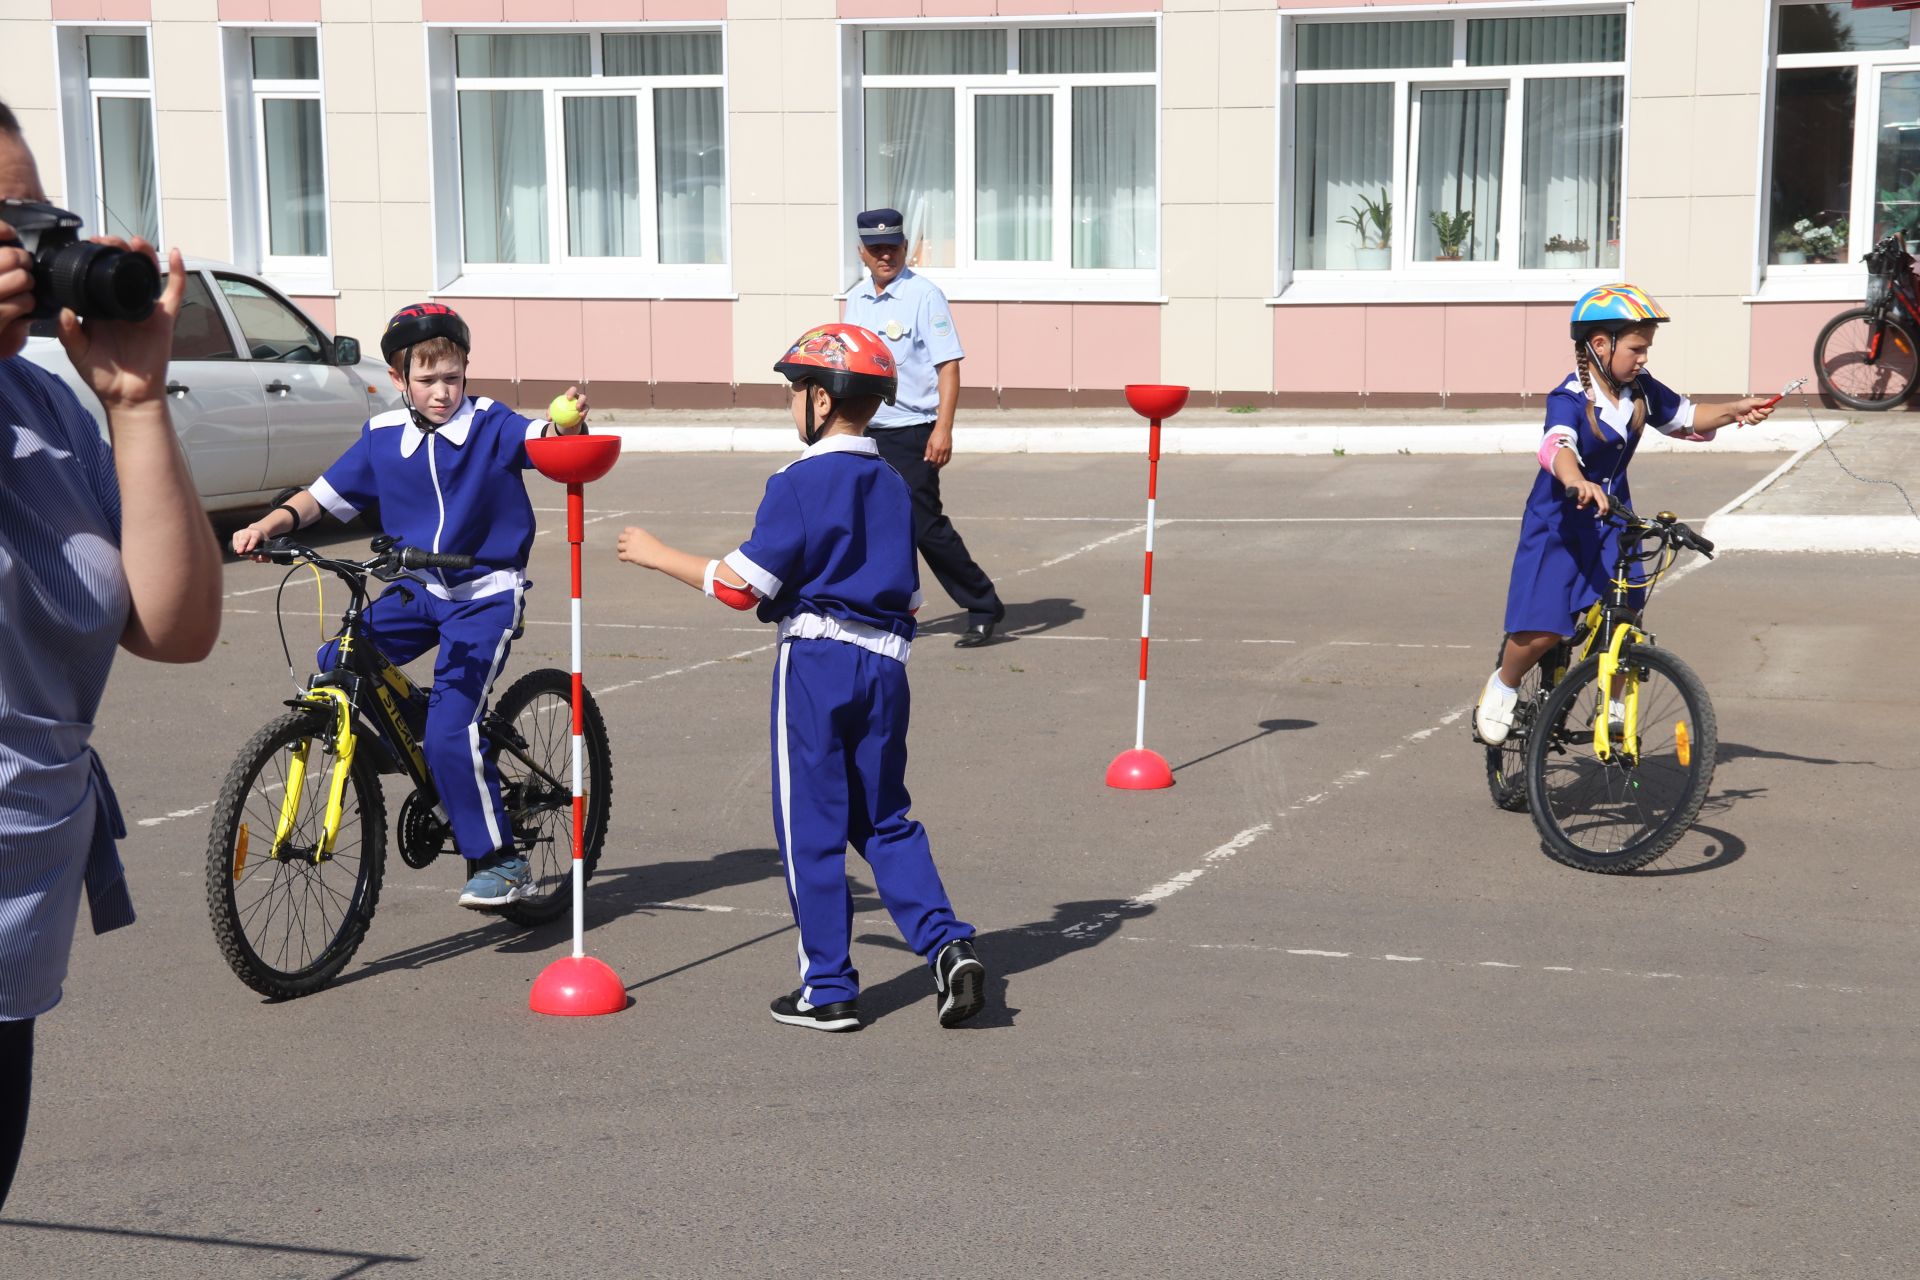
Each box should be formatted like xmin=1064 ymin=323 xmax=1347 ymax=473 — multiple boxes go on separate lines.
xmin=380 ymin=302 xmax=470 ymax=367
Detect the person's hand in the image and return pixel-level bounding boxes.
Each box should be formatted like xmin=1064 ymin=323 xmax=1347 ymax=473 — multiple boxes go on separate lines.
xmin=558 ymin=383 xmax=590 ymax=434
xmin=616 ymin=525 xmax=664 ymax=570
xmin=1569 ymin=478 xmax=1610 ymax=517
xmin=1732 ymin=395 xmax=1775 ymax=428
xmin=230 ymin=524 xmax=279 ymax=562
xmin=56 ymin=241 xmax=182 ymax=410
xmin=925 ymin=425 xmax=953 ymax=469
xmin=0 ymin=221 xmax=35 ymax=360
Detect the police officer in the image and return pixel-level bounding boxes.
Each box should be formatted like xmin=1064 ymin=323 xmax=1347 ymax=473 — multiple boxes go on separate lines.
xmin=843 ymin=208 xmax=1006 ymax=647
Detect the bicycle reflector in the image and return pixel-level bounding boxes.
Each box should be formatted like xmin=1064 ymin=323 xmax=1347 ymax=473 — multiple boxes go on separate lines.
xmin=233 ymin=823 xmax=250 ymax=882
xmin=1675 ymin=722 xmax=1692 ymax=767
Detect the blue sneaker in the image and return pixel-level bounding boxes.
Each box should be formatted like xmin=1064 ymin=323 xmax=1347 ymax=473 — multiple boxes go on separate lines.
xmin=458 ymin=850 xmax=531 ymax=910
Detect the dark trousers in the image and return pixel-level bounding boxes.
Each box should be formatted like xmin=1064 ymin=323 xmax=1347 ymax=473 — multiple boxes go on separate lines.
xmin=1 ymin=1017 xmax=33 ymax=1209
xmin=869 ymin=424 xmax=1003 ymax=621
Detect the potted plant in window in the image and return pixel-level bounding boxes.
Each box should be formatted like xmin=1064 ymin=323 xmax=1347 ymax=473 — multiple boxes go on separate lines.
xmin=1430 ymin=209 xmax=1474 ymax=262
xmin=1772 ymin=224 xmax=1808 ymax=266
xmin=1337 ymin=187 xmax=1392 ymax=270
xmin=1801 ymin=217 xmax=1847 ymax=264
xmin=1543 ymin=234 xmax=1591 ymax=269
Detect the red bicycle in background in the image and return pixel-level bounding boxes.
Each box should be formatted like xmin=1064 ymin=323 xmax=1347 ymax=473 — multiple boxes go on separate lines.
xmin=1813 ymin=232 xmax=1920 ymax=410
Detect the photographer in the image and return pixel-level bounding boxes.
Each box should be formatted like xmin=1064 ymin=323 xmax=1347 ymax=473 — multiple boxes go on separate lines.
xmin=0 ymin=101 xmax=220 ymax=1207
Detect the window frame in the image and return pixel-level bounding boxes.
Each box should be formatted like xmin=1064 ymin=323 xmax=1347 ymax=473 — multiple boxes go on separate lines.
xmin=1757 ymin=1 xmax=1920 ymax=300
xmin=251 ymin=30 xmax=331 ymax=285
xmin=52 ymin=23 xmax=164 ymax=251
xmin=428 ymin=24 xmax=732 ymax=299
xmin=1274 ymin=2 xmax=1632 ymax=305
xmin=841 ymin=16 xmax=1163 ymax=304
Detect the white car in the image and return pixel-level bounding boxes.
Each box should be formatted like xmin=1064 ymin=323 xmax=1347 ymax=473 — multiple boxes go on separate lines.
xmin=21 ymin=259 xmax=401 ymax=513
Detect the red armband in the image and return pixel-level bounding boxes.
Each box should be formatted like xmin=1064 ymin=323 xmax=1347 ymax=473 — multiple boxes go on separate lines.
xmin=704 ymin=559 xmax=760 ymax=611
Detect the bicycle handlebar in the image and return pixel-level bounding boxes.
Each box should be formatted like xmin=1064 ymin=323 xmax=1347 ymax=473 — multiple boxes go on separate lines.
xmin=259 ymin=537 xmax=476 ymax=579
xmin=399 ymin=547 xmax=477 ymax=572
xmin=1594 ymin=500 xmax=1714 ymax=559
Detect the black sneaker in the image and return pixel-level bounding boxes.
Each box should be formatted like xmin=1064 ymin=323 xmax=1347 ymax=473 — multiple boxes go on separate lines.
xmin=769 ymin=990 xmax=860 ymax=1033
xmin=932 ymin=938 xmax=986 ymax=1027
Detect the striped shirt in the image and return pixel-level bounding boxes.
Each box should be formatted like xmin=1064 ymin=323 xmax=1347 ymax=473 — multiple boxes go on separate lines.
xmin=0 ymin=355 xmax=135 ymax=1021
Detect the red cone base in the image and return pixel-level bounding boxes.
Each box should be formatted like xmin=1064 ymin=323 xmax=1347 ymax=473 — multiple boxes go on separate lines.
xmin=1106 ymin=747 xmax=1174 ymax=790
xmin=529 ymin=955 xmax=628 ymax=1016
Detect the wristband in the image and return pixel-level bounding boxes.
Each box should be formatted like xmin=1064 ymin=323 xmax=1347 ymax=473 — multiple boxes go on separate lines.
xmin=270 ymin=502 xmax=302 ymax=532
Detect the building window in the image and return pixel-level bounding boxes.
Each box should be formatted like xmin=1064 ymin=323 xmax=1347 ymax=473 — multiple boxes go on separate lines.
xmin=854 ymin=23 xmax=1158 ymax=288
xmin=1286 ymin=10 xmax=1626 ymax=280
xmin=1768 ymin=2 xmax=1920 ymax=271
xmin=446 ymin=30 xmax=727 ymax=276
xmin=219 ymin=28 xmax=330 ymax=287
xmin=75 ymin=30 xmax=160 ymax=244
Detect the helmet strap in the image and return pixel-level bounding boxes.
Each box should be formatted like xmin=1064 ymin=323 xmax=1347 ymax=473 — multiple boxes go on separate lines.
xmin=803 ymin=383 xmax=828 ymax=446
xmin=1582 ymin=335 xmax=1627 ymax=399
xmin=397 ymin=345 xmax=444 ymax=434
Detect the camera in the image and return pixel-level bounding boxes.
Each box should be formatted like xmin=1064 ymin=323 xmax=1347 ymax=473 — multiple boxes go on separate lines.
xmin=0 ymin=198 xmax=160 ymax=323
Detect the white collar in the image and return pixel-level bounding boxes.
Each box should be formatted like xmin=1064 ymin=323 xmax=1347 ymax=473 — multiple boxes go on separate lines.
xmin=400 ymin=397 xmax=477 ymax=458
xmin=777 ymin=433 xmax=880 ymax=473
xmin=862 ymin=267 xmax=914 ymax=300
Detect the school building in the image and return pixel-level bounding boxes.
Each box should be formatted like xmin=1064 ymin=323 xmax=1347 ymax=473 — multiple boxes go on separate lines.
xmin=0 ymin=1 xmax=1905 ymax=408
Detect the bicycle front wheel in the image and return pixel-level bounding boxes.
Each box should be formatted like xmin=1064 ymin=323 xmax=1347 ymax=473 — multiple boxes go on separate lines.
xmin=206 ymin=708 xmax=388 ymax=998
xmin=489 ymin=667 xmax=614 ymax=928
xmin=1814 ymin=307 xmax=1920 ymax=411
xmin=1524 ymin=647 xmax=1717 ymax=874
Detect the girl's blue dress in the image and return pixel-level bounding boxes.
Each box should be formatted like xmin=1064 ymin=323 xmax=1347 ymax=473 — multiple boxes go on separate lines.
xmin=1502 ymin=371 xmax=1694 ymax=636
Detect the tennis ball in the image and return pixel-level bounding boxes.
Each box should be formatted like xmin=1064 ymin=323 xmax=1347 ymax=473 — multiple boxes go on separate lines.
xmin=548 ymin=393 xmax=583 ymax=429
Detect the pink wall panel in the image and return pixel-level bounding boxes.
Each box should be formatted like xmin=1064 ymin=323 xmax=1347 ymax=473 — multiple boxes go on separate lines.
xmin=1272 ymin=306 xmax=1365 ymax=394
xmin=218 ymin=0 xmax=273 ymax=19
xmin=838 ymin=0 xmax=922 ymax=16
xmin=450 ymin=297 xmax=518 ymax=382
xmin=1749 ymin=303 xmax=1828 ymax=391
xmin=574 ymin=0 xmax=651 ymax=17
xmin=1362 ymin=305 xmax=1445 ymax=394
xmin=651 ymin=300 xmax=733 ymax=383
xmin=1441 ymin=305 xmax=1526 ymax=394
xmin=292 ymin=295 xmax=337 ymax=335
xmin=922 ymin=0 xmax=994 ymax=16
xmin=582 ymin=300 xmax=653 ymax=385
xmin=949 ymin=302 xmax=997 ymax=389
xmin=1521 ymin=303 xmax=1575 ymax=394
xmin=994 ymin=0 xmax=1070 ymax=14
xmin=515 ymin=300 xmax=587 ymax=383
xmin=646 ymin=0 xmax=726 ymax=17
xmin=503 ymin=0 xmax=559 ymax=18
xmin=995 ymin=303 xmax=1072 ymax=387
xmin=1071 ymin=304 xmax=1158 ymax=389
xmin=51 ymin=1 xmax=102 ymax=16
xmin=268 ymin=0 xmax=321 ymax=19
xmin=421 ymin=0 xmax=505 ymax=19
xmin=1073 ymin=0 xmax=1158 ymax=13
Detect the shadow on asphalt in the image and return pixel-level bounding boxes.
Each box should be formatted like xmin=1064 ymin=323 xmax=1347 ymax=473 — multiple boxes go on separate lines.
xmin=1171 ymin=717 xmax=1317 ymax=774
xmin=853 ymin=897 xmax=1157 ymax=1029
xmin=918 ymin=596 xmax=1086 ymax=641
xmin=1717 ymin=740 xmax=1883 ymax=768
xmin=0 ymin=1218 xmax=417 ymax=1278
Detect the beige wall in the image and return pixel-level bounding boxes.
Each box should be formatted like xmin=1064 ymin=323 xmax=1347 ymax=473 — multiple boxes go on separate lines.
xmin=1624 ymin=0 xmax=1769 ymax=396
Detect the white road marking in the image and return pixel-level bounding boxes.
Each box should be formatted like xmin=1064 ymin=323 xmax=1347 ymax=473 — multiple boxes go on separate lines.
xmin=1006 ymin=524 xmax=1148 ymax=578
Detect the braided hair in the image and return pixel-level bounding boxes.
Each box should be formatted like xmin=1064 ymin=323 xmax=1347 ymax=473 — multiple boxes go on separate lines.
xmin=1573 ymin=333 xmax=1648 ymax=445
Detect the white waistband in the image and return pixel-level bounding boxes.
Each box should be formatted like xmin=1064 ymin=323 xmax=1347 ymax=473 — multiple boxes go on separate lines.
xmin=777 ymin=612 xmax=911 ymax=663
xmin=424 ymin=567 xmax=523 ymax=602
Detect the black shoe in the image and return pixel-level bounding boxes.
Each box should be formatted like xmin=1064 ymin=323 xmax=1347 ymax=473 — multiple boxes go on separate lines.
xmin=769 ymin=990 xmax=861 ymax=1032
xmin=931 ymin=939 xmax=986 ymax=1027
xmin=954 ymin=609 xmax=1004 ymax=648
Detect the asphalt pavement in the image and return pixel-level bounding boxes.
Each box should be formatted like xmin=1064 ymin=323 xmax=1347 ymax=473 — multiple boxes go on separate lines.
xmin=4 ymin=445 xmax=1917 ymax=1278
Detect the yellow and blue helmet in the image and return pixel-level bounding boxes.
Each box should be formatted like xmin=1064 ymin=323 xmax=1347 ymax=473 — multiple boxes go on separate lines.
xmin=1569 ymin=283 xmax=1670 ymax=341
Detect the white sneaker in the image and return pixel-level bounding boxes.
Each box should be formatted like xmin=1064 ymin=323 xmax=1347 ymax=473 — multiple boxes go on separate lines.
xmin=1475 ymin=671 xmax=1519 ymax=745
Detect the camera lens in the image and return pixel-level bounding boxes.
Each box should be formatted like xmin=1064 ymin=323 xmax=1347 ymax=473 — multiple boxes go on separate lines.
xmin=39 ymin=241 xmax=160 ymax=323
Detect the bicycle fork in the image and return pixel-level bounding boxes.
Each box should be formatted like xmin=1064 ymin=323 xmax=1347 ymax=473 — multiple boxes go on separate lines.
xmin=266 ymin=687 xmax=359 ymax=866
xmin=1592 ymin=623 xmax=1642 ymax=762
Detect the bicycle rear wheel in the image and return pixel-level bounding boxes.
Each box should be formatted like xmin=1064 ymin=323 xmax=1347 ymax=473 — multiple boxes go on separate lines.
xmin=1524 ymin=647 xmax=1716 ymax=874
xmin=1484 ymin=660 xmax=1540 ymax=812
xmin=206 ymin=708 xmax=387 ymax=998
xmin=1814 ymin=307 xmax=1920 ymax=411
xmin=488 ymin=667 xmax=613 ymax=927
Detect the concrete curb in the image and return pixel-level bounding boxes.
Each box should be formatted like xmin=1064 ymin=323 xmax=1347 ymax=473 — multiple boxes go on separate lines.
xmin=596 ymin=418 xmax=1846 ymax=456
xmin=1701 ymin=514 xmax=1920 ymax=553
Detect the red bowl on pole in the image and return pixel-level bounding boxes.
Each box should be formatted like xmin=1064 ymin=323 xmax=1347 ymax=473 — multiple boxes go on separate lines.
xmin=527 ymin=433 xmax=622 ymax=485
xmin=1124 ymin=384 xmax=1190 ymax=421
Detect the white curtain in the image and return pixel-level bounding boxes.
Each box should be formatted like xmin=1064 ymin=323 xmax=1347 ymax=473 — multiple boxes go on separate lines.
xmin=1072 ymin=85 xmax=1154 ymax=269
xmin=655 ymin=87 xmax=725 ymax=265
xmin=96 ymin=97 xmax=158 ymax=244
xmin=564 ymin=96 xmax=639 ymax=258
xmin=1415 ymin=87 xmax=1504 ymax=261
xmin=459 ymin=90 xmax=547 ymax=264
xmin=262 ymin=98 xmax=326 ymax=257
xmin=1293 ymin=83 xmax=1391 ymax=270
xmin=1521 ymin=77 xmax=1621 ymax=268
xmin=455 ymin=34 xmax=589 ymax=78
xmin=87 ymin=34 xmax=147 ymax=78
xmin=252 ymin=34 xmax=318 ymax=80
xmin=864 ymin=29 xmax=1003 ymax=76
xmin=604 ymin=32 xmax=722 ymax=76
xmin=1021 ymin=27 xmax=1152 ymax=74
xmin=866 ymin=88 xmax=956 ymax=268
xmin=1295 ymin=20 xmax=1449 ymax=71
xmin=1467 ymin=15 xmax=1625 ymax=66
xmin=975 ymin=94 xmax=1051 ymax=262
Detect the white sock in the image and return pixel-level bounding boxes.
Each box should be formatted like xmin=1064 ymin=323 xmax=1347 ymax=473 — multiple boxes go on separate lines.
xmin=1486 ymin=670 xmax=1517 ymax=695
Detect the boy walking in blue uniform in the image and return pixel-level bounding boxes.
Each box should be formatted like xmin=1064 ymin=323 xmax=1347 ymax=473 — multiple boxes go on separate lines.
xmin=231 ymin=303 xmax=589 ymax=909
xmin=615 ymin=323 xmax=986 ymax=1031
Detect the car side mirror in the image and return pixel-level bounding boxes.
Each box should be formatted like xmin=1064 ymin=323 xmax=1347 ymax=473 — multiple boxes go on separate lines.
xmin=332 ymin=335 xmax=362 ymax=366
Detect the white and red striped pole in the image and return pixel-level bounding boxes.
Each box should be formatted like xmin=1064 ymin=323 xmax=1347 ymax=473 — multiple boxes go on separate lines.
xmin=526 ymin=431 xmax=627 ymax=1016
xmin=1106 ymin=384 xmax=1189 ymax=791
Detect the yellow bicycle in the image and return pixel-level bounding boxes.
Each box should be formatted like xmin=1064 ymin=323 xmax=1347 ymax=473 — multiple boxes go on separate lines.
xmin=1515 ymin=502 xmax=1719 ymax=873
xmin=205 ymin=537 xmax=612 ymax=999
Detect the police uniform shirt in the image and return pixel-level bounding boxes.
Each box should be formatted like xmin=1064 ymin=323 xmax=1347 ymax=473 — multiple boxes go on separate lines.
xmin=310 ymin=397 xmax=545 ymax=599
xmin=842 ymin=268 xmax=964 ymax=429
xmin=723 ymin=435 xmax=924 ymax=641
